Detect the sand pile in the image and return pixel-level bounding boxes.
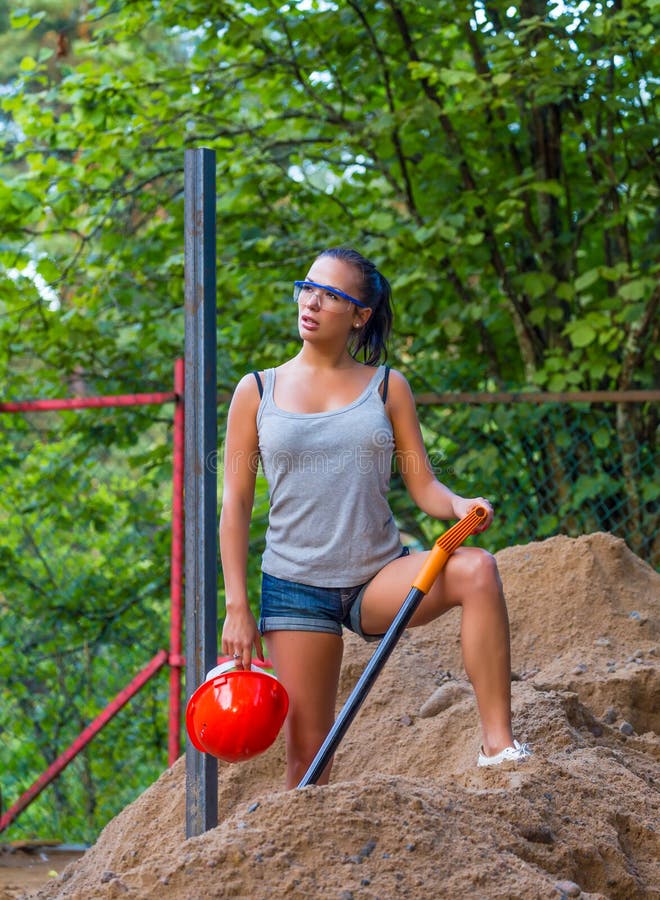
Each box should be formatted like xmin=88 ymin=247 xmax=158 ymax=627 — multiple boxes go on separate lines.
xmin=28 ymin=533 xmax=659 ymax=899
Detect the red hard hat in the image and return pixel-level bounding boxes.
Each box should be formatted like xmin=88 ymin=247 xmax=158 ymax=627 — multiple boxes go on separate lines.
xmin=186 ymin=660 xmax=289 ymax=763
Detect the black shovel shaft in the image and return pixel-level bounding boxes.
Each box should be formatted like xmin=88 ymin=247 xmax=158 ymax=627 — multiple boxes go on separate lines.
xmin=297 ymin=585 xmax=424 ymax=788
xmin=296 ymin=506 xmax=486 ymax=789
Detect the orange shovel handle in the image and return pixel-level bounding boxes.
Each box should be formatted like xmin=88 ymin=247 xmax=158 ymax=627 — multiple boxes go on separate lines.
xmin=411 ymin=505 xmax=487 ymax=594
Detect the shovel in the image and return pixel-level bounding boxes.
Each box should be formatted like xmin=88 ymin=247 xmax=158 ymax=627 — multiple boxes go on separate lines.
xmin=297 ymin=505 xmax=487 ymax=788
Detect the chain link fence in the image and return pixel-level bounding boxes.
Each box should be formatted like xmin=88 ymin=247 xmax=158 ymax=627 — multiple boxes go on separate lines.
xmin=0 ymin=406 xmax=174 ymax=844
xmin=395 ymin=395 xmax=658 ymax=567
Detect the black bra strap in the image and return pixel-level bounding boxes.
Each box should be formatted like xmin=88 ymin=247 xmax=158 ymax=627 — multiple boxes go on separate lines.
xmin=252 ymin=371 xmax=263 ymax=398
xmin=381 ymin=366 xmax=391 ymax=404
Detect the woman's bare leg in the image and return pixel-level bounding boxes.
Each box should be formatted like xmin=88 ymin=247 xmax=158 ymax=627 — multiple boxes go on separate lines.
xmin=264 ymin=630 xmax=343 ymax=789
xmin=359 ymin=547 xmax=515 ymax=757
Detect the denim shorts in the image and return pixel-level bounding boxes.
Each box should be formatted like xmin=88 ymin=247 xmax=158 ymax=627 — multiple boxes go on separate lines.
xmin=259 ymin=548 xmax=409 ymax=643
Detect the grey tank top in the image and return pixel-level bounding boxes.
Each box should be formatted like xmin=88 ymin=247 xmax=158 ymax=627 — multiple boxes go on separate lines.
xmin=257 ymin=365 xmax=403 ymax=587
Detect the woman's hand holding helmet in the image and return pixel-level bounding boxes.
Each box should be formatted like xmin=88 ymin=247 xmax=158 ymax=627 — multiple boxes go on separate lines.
xmin=221 ymin=606 xmax=264 ymax=670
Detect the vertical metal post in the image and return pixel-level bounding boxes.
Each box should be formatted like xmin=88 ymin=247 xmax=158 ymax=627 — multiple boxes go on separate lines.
xmin=184 ymin=148 xmax=218 ymax=837
xmin=168 ymin=358 xmax=185 ymax=767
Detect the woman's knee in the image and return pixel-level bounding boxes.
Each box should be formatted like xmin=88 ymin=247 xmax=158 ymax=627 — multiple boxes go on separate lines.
xmin=444 ymin=548 xmax=502 ymax=602
xmin=464 ymin=547 xmax=500 ymax=585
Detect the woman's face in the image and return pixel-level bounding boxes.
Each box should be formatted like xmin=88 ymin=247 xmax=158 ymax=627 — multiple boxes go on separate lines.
xmin=297 ymin=257 xmax=372 ymax=343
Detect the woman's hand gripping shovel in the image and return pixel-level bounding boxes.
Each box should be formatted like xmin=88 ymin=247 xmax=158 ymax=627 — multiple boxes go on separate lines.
xmin=297 ymin=505 xmax=487 ymax=788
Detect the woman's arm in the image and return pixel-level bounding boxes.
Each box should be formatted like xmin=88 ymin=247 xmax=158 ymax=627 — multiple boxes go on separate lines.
xmin=219 ymin=373 xmax=264 ymax=664
xmin=386 ymin=369 xmax=493 ymax=531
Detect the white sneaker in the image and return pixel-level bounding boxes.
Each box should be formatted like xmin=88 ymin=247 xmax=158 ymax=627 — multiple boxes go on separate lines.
xmin=477 ymin=739 xmax=532 ymax=767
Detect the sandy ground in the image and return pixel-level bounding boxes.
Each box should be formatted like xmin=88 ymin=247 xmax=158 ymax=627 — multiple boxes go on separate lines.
xmin=0 ymin=847 xmax=84 ymax=899
xmin=5 ymin=532 xmax=659 ymax=899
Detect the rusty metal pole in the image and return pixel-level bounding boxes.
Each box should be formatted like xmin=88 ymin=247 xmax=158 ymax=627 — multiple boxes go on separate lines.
xmin=168 ymin=358 xmax=185 ymax=766
xmin=184 ymin=148 xmax=218 ymax=837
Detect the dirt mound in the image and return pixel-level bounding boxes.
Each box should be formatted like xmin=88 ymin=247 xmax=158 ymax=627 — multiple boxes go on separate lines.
xmin=27 ymin=533 xmax=660 ymax=899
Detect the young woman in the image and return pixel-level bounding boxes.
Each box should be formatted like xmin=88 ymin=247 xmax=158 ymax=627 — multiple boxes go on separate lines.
xmin=219 ymin=247 xmax=531 ymax=788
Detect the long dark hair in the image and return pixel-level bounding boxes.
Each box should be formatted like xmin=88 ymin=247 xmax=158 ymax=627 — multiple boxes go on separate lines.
xmin=317 ymin=247 xmax=393 ymax=366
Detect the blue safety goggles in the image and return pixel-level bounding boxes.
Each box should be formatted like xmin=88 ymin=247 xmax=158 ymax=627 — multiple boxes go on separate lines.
xmin=293 ymin=280 xmax=368 ymax=310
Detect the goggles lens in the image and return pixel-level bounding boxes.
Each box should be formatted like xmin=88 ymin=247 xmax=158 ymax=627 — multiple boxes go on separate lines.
xmin=293 ymin=280 xmax=367 ymax=311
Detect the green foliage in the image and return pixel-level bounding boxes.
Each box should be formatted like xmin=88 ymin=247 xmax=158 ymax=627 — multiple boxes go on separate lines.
xmin=3 ymin=0 xmax=657 ymax=395
xmin=0 ymin=0 xmax=657 ymax=841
